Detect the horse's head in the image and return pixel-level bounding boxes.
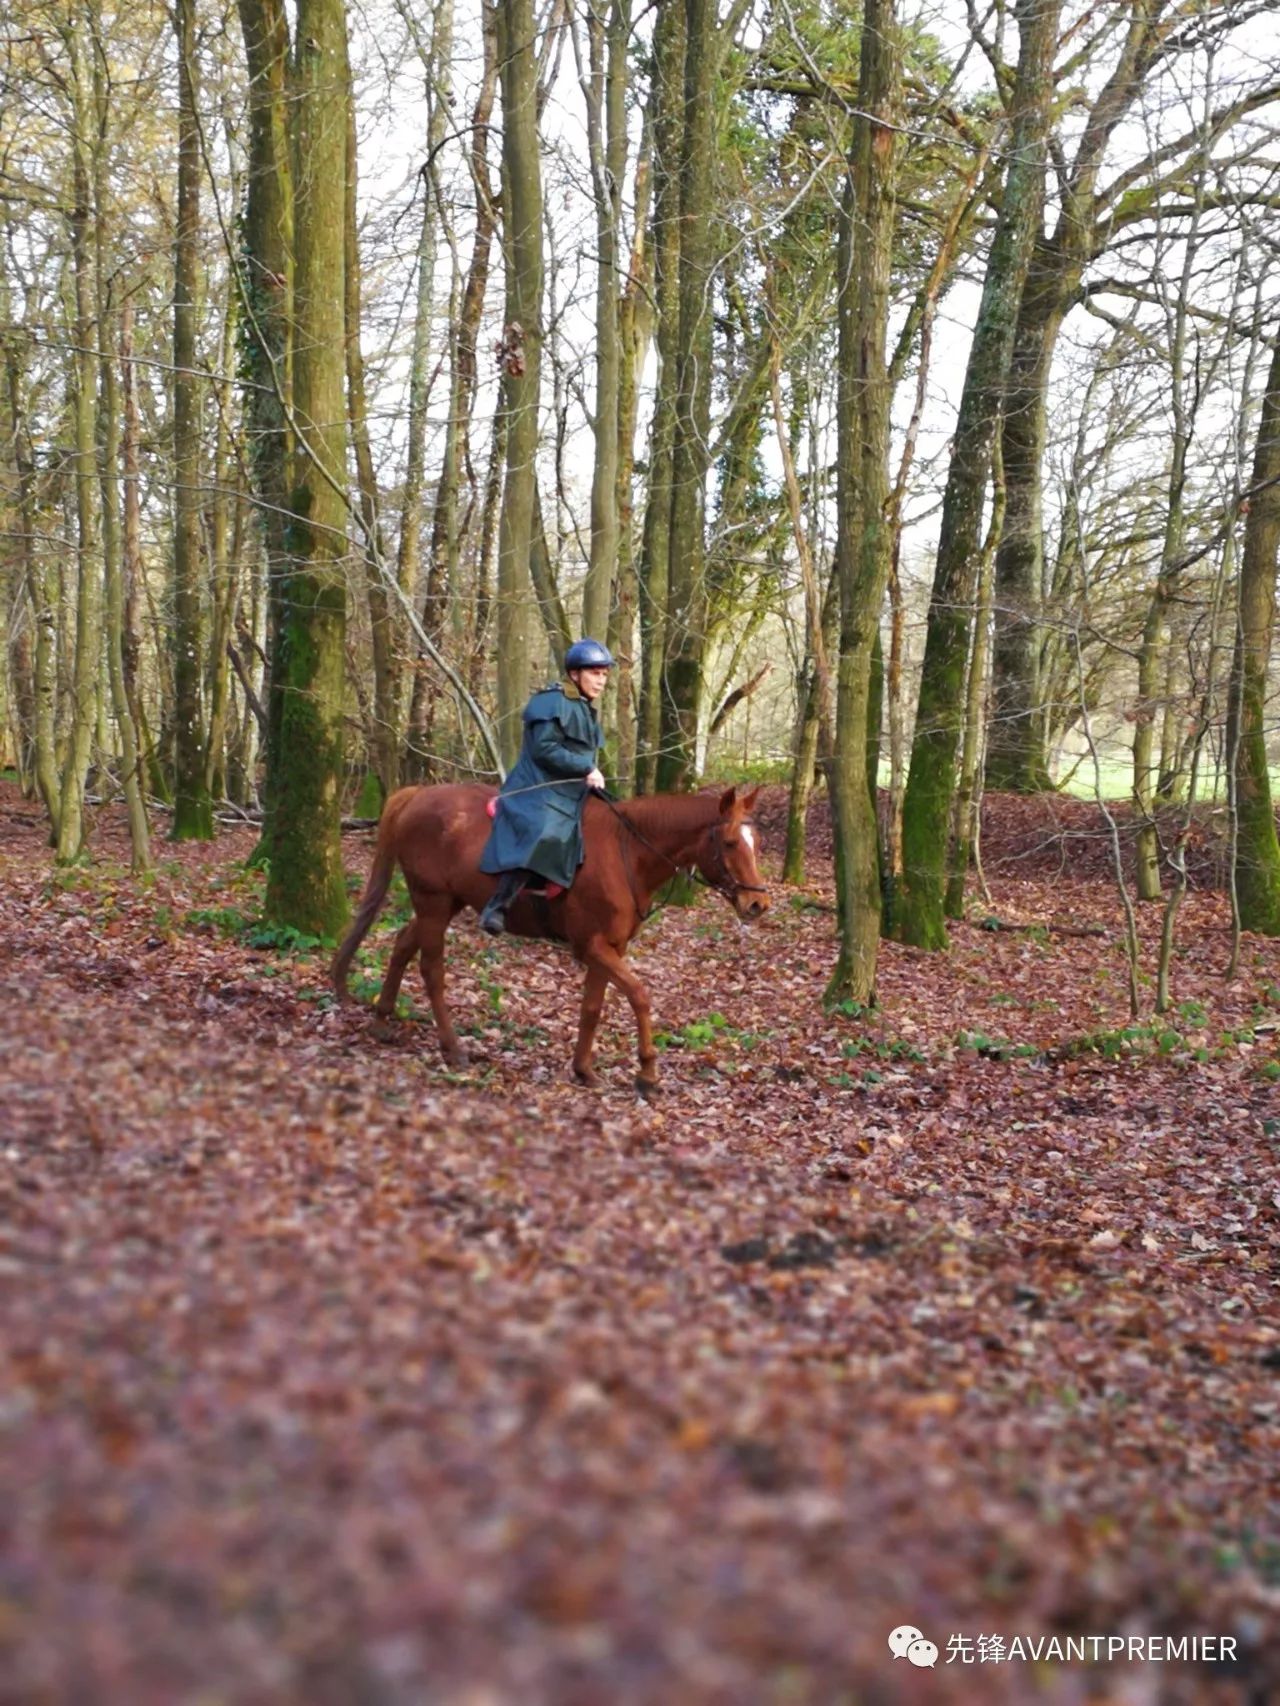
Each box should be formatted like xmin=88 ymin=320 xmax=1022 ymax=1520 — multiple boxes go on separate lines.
xmin=701 ymin=786 xmax=769 ymax=920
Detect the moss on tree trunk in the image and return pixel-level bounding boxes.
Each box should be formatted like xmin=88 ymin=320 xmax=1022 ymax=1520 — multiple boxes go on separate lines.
xmin=262 ymin=0 xmax=349 ymax=940
xmin=824 ymin=0 xmax=898 ymax=1007
xmin=1232 ymin=322 xmax=1280 ymax=935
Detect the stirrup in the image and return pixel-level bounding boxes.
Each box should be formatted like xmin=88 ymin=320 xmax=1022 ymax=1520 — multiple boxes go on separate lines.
xmin=480 ymin=871 xmax=524 ymax=935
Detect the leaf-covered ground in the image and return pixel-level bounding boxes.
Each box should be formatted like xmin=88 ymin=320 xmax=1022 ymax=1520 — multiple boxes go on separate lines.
xmin=2 ymin=780 xmax=1277 ymax=1705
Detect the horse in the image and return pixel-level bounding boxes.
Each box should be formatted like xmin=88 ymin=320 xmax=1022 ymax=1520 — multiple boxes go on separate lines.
xmin=331 ymin=783 xmax=769 ymax=1091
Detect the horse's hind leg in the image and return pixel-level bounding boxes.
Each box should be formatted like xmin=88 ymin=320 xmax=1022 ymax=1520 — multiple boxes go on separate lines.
xmin=416 ymin=897 xmax=467 ymax=1067
xmin=376 ymin=921 xmax=420 ymax=1018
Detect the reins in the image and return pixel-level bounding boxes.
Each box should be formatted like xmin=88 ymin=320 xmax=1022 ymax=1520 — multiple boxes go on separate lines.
xmin=594 ymin=791 xmax=766 ymax=917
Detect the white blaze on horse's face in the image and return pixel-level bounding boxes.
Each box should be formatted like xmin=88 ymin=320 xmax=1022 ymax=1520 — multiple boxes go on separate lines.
xmin=741 ymin=824 xmax=755 ymax=853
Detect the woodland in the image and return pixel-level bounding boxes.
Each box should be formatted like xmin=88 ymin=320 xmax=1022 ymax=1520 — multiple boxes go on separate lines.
xmin=2 ymin=0 xmax=1280 ymax=1700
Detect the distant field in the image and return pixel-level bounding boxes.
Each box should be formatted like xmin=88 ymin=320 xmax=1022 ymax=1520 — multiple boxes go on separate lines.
xmin=1055 ymin=756 xmax=1280 ymax=802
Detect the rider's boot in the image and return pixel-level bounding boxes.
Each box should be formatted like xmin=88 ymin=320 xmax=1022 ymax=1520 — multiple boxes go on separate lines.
xmin=479 ymin=869 xmax=527 ymax=936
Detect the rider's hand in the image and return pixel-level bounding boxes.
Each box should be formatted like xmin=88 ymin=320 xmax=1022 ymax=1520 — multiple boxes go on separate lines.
xmin=586 ymin=768 xmax=606 ymax=792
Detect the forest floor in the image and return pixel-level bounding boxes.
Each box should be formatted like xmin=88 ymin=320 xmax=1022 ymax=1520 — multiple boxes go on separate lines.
xmin=1 ymin=778 xmax=1278 ymax=1706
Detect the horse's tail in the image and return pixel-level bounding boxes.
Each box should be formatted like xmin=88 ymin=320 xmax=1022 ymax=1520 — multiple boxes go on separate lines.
xmin=331 ymin=787 xmax=417 ymax=999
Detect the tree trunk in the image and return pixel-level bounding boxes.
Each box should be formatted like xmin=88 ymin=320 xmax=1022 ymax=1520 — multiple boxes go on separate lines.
xmin=236 ymin=0 xmax=293 ymax=858
xmin=774 ymin=354 xmax=832 ymax=887
xmin=263 ymin=0 xmax=350 ymax=939
xmin=92 ymin=27 xmax=150 ymax=871
xmin=825 ymin=0 xmax=899 ymax=1006
xmin=984 ymin=7 xmax=1169 ymax=793
xmin=3 ymin=313 xmax=60 ymax=832
xmin=170 ymin=0 xmax=214 ymax=841
xmin=56 ymin=12 xmax=102 ymax=865
xmin=946 ymin=441 xmax=1004 ymax=918
xmin=983 ymin=268 xmax=1061 ymax=793
xmin=895 ymin=0 xmax=1058 ymax=948
xmin=603 ymin=125 xmax=652 ymax=794
xmin=656 ymin=0 xmax=716 ymax=792
xmin=397 ymin=0 xmax=455 ymax=778
xmin=1136 ymin=137 xmax=1208 ymax=902
xmin=576 ymin=0 xmax=629 ymax=642
xmin=204 ymin=287 xmax=241 ymax=806
xmin=120 ymin=303 xmax=168 ymax=804
xmin=635 ymin=0 xmax=684 ymax=793
xmin=1230 ymin=320 xmax=1280 ymax=935
xmin=343 ymin=88 xmax=397 ymax=804
xmin=494 ymin=0 xmax=543 ymax=768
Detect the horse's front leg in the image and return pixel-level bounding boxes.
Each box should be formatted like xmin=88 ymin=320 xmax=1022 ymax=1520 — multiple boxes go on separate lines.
xmin=416 ymin=898 xmax=467 ymax=1067
xmin=583 ymin=939 xmax=658 ymax=1094
xmin=572 ymin=964 xmax=609 ymax=1087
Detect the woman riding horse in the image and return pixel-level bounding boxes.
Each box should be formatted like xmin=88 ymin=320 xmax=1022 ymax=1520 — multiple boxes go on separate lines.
xmin=478 ymin=638 xmax=614 ymax=935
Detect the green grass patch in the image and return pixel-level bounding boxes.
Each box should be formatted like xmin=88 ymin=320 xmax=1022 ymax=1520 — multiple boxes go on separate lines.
xmin=654 ymin=1010 xmax=772 ymax=1053
xmin=1058 ymin=1020 xmax=1279 ymax=1076
xmin=954 ymin=1029 xmax=1040 ymax=1061
xmin=841 ymin=1034 xmax=925 ymax=1064
xmin=700 ymin=755 xmax=793 ymax=787
xmin=185 ymin=904 xmax=335 ymax=955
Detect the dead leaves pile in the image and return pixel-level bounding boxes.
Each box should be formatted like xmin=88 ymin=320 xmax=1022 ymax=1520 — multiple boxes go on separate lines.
xmin=1 ymin=783 xmax=1277 ymax=1705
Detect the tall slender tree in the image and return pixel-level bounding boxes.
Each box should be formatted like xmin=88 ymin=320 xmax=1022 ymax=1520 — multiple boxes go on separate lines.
xmin=56 ymin=7 xmax=102 ymax=865
xmin=91 ymin=2 xmax=149 ymax=870
xmin=825 ymin=0 xmax=900 ymax=1004
xmin=170 ymin=0 xmax=214 ymax=839
xmin=262 ymin=0 xmax=350 ymax=936
xmin=1230 ymin=315 xmax=1280 ymax=935
xmin=236 ymin=0 xmax=294 ymax=859
xmin=895 ymin=0 xmax=1059 ymax=948
xmin=655 ymin=0 xmax=717 ymax=791
xmin=494 ymin=0 xmax=543 ymax=767
xmin=635 ymin=0 xmax=684 ymax=792
xmin=574 ymin=0 xmax=630 ymax=644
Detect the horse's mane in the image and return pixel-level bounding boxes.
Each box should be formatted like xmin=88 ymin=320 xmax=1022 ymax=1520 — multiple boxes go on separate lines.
xmin=606 ymin=790 xmax=723 ymax=841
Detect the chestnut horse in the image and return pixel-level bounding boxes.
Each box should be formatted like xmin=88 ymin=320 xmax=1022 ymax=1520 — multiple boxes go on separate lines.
xmin=331 ymin=783 xmax=768 ymax=1090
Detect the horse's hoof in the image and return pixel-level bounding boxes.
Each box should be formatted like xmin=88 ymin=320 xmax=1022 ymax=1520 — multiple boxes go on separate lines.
xmin=634 ymin=1076 xmax=661 ymax=1099
xmin=371 ymin=1016 xmax=397 ymax=1043
xmin=443 ymin=1046 xmax=470 ymax=1069
xmin=573 ymin=1067 xmax=603 ymax=1089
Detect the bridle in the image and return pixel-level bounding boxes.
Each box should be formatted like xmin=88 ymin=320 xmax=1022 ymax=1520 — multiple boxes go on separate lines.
xmin=597 ymin=793 xmax=768 ymax=918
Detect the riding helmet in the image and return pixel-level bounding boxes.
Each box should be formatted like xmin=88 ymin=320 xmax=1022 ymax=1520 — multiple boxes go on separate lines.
xmin=564 ymin=638 xmax=616 ymax=671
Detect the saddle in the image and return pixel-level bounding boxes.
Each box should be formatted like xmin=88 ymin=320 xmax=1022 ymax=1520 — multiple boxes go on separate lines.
xmin=485 ymin=795 xmax=565 ymax=900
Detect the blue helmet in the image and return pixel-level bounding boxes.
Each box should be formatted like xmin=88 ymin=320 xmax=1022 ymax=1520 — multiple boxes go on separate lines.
xmin=564 ymin=638 xmax=615 ymax=671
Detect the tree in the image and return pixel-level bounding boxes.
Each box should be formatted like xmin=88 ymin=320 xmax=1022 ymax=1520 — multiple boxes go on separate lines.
xmin=984 ymin=7 xmax=1280 ymax=794
xmin=825 ymin=0 xmax=899 ymax=1004
xmin=56 ymin=6 xmax=102 ymax=865
xmin=170 ymin=0 xmax=213 ymax=840
xmin=573 ymin=0 xmax=630 ymax=645
xmin=262 ymin=0 xmax=350 ymax=937
xmin=236 ymin=0 xmax=294 ymax=857
xmin=91 ymin=0 xmax=149 ymax=870
xmin=1230 ymin=315 xmax=1280 ymax=935
xmin=494 ymin=0 xmax=543 ymax=768
xmin=654 ymin=0 xmax=718 ymax=792
xmin=635 ymin=0 xmax=684 ymax=792
xmin=894 ymin=0 xmax=1059 ymax=949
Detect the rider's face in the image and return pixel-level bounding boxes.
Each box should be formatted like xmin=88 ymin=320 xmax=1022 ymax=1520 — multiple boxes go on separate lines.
xmin=572 ymin=666 xmax=610 ymax=702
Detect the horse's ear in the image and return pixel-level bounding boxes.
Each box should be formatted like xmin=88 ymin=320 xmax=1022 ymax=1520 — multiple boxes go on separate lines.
xmin=741 ymin=786 xmax=760 ymax=814
xmin=719 ymin=786 xmax=738 ymax=818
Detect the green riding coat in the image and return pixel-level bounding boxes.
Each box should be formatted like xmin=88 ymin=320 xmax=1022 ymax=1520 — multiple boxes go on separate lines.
xmin=479 ymin=683 xmax=603 ymax=889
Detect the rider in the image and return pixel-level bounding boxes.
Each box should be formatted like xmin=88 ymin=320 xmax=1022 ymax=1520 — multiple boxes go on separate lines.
xmin=477 ymin=638 xmax=614 ymax=935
